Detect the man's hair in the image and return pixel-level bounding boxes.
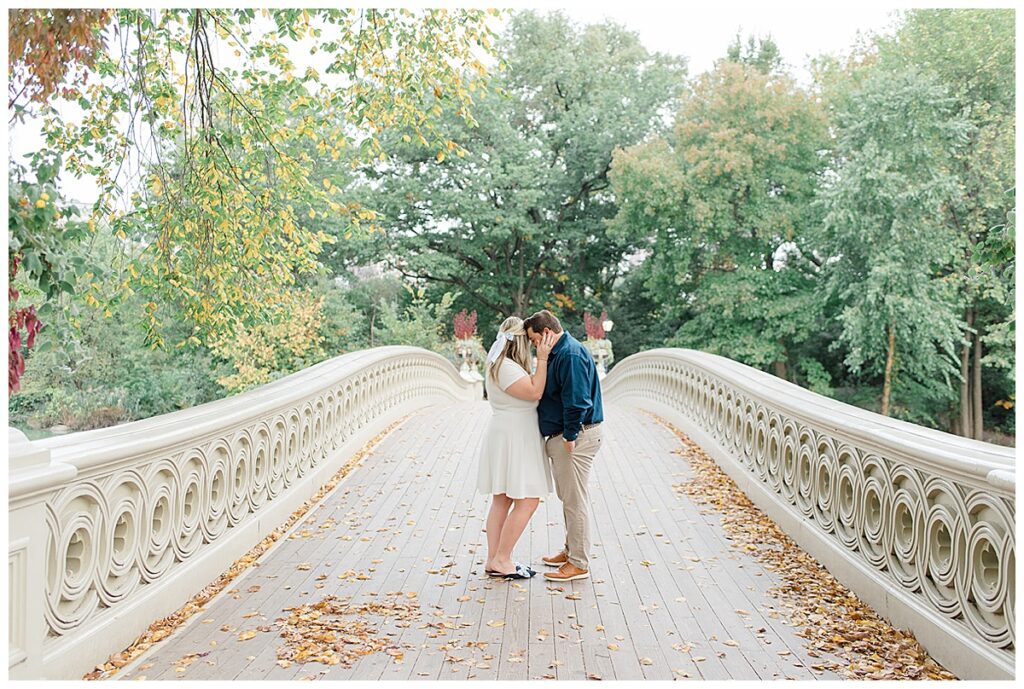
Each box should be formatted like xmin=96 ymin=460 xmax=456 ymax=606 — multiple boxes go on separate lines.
xmin=523 ymin=309 xmax=563 ymax=334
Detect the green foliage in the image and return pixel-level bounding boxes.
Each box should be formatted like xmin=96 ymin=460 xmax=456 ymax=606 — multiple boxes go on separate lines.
xmin=609 ymin=50 xmax=828 ymax=380
xmin=319 ymin=280 xmax=368 ymax=357
xmin=8 ymin=152 xmax=92 ymax=307
xmin=31 ymin=7 xmax=504 ymax=352
xmin=356 ymin=10 xmax=686 ymax=324
xmin=375 ymin=287 xmax=456 ymax=354
xmin=8 ymin=9 xmax=1014 ymax=442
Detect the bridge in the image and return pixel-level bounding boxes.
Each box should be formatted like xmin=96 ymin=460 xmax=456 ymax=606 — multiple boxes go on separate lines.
xmin=8 ymin=347 xmax=1015 ymax=680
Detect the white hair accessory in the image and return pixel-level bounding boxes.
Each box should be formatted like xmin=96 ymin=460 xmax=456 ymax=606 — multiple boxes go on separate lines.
xmin=486 ymin=330 xmax=515 ymax=365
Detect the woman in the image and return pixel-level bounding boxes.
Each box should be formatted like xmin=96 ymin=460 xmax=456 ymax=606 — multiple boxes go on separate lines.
xmin=477 ymin=316 xmax=556 ymax=580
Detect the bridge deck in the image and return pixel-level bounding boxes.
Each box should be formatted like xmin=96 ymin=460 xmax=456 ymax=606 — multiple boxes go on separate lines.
xmin=115 ymin=401 xmax=845 ymax=681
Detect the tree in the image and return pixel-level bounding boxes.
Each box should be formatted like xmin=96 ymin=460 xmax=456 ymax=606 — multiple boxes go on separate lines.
xmin=608 ymin=46 xmax=828 ymax=380
xmin=874 ymin=9 xmax=1015 ymax=437
xmin=8 ymin=9 xmax=111 ymax=123
xmin=353 ymin=11 xmax=686 ymax=322
xmin=814 ymin=66 xmax=971 ymax=420
xmin=375 ymin=287 xmax=456 ymax=354
xmin=13 ymin=8 xmax=503 ymax=360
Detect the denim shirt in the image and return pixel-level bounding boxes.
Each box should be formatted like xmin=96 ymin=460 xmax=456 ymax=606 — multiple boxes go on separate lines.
xmin=537 ymin=332 xmax=604 ymax=441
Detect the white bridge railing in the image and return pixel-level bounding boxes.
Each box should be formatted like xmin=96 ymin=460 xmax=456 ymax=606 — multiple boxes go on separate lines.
xmin=8 ymin=347 xmax=479 ymax=680
xmin=604 ymin=348 xmax=1015 ymax=680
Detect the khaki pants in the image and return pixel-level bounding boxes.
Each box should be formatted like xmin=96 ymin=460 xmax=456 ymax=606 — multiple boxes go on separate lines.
xmin=545 ymin=424 xmax=604 ymax=570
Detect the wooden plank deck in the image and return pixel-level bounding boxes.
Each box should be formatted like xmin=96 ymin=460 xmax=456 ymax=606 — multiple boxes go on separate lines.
xmin=114 ymin=401 xmax=843 ymax=681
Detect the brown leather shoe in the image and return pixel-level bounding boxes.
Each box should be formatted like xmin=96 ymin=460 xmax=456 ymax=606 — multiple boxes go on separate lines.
xmin=543 ymin=562 xmax=589 ymax=581
xmin=541 ymin=550 xmax=569 ymax=566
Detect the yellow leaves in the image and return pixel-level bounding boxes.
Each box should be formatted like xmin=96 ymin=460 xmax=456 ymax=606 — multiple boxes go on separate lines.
xmin=115 ymin=229 xmax=127 ymax=240
xmin=238 ymin=630 xmax=258 ymax=641
xmin=308 ymin=209 xmax=316 ymax=219
xmin=640 ymin=560 xmax=655 ymax=567
xmin=35 ymin=198 xmax=46 ymax=208
xmin=436 ymin=150 xmax=445 ymax=163
xmin=486 ymin=620 xmax=505 ymax=628
xmin=402 ymin=134 xmax=411 ymax=143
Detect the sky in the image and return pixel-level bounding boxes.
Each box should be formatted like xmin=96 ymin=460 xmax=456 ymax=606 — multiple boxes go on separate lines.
xmin=556 ymin=1 xmax=900 ymax=84
xmin=7 ymin=2 xmax=910 ymax=206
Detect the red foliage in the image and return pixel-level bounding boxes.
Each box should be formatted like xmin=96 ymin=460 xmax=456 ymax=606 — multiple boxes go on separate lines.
xmin=583 ymin=310 xmax=608 ymax=340
xmin=453 ymin=309 xmax=477 ymax=340
xmin=9 ymin=256 xmax=44 ymax=395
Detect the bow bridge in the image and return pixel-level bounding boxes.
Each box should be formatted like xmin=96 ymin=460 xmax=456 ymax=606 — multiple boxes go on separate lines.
xmin=8 ymin=347 xmax=1015 ymax=680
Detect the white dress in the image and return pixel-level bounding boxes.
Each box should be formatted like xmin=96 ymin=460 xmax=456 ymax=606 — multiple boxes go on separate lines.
xmin=477 ymin=358 xmax=554 ymax=499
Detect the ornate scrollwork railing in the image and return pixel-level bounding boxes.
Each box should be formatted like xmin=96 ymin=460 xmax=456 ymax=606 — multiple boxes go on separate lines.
xmin=8 ymin=347 xmax=478 ymax=679
xmin=604 ymin=348 xmax=1015 ymax=680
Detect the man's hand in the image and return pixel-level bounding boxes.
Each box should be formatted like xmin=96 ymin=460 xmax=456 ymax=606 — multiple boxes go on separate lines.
xmin=563 ymin=438 xmax=576 ymax=454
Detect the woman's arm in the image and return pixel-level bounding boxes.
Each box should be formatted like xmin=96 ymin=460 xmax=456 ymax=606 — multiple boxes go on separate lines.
xmin=505 ymin=331 xmax=556 ymax=401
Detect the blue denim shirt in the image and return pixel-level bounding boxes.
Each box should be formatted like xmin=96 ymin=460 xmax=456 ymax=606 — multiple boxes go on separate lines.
xmin=537 ymin=331 xmax=604 ymax=441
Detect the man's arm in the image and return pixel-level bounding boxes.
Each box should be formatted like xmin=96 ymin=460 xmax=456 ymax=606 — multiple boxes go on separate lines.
xmin=560 ymin=353 xmax=593 ymax=442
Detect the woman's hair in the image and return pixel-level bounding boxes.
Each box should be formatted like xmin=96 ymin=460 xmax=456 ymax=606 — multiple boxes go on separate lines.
xmin=487 ymin=315 xmax=532 ymax=384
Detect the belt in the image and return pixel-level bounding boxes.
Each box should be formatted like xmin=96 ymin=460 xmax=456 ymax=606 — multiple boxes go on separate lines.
xmin=546 ymin=422 xmax=601 ymax=441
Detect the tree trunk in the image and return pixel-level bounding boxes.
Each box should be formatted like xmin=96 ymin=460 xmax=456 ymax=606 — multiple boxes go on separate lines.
xmin=959 ymin=309 xmax=973 ymax=436
xmin=972 ymin=319 xmax=984 ymax=439
xmin=881 ymin=322 xmax=896 ymax=417
xmin=369 ymin=309 xmax=376 ymax=347
xmin=773 ymin=360 xmax=787 ymax=380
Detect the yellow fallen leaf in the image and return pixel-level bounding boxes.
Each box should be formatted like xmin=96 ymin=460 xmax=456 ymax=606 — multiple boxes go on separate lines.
xmin=607 ymin=644 xmax=619 ymax=651
xmin=487 ymin=620 xmax=505 ymax=628
xmin=238 ymin=630 xmax=257 ymax=641
xmin=723 ymin=639 xmax=739 ymax=647
xmin=640 ymin=657 xmax=654 ymax=665
xmin=640 ymin=560 xmax=655 ymax=567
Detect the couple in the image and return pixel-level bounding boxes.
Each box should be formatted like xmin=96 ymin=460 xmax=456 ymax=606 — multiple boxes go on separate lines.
xmin=476 ymin=309 xmax=604 ymax=581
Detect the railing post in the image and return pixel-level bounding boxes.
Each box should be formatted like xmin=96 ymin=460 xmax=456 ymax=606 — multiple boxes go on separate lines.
xmin=8 ymin=428 xmax=77 ymax=679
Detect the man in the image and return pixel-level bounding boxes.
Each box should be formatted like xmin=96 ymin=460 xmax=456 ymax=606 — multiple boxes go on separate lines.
xmin=523 ymin=309 xmax=604 ymax=582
